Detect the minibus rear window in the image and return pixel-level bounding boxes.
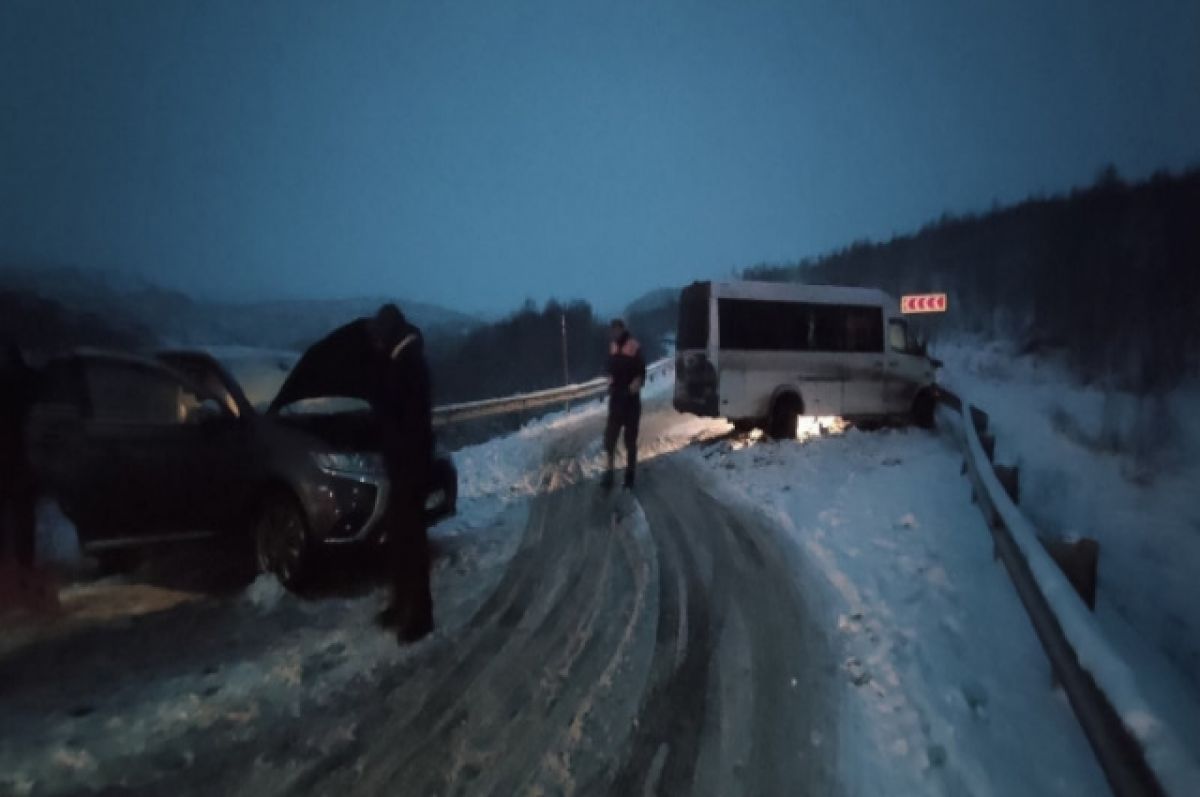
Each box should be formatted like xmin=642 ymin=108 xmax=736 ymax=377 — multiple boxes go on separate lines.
xmin=677 ymin=283 xmax=710 ymax=350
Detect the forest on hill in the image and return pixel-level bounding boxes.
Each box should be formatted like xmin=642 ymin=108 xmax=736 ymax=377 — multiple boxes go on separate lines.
xmin=428 ymin=297 xmax=672 ymax=405
xmin=0 ymin=266 xmax=627 ymax=408
xmin=745 ymin=167 xmax=1200 ymax=393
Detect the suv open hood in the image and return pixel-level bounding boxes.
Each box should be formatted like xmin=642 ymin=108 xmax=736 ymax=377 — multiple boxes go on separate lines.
xmin=268 ymin=319 xmax=377 ymax=414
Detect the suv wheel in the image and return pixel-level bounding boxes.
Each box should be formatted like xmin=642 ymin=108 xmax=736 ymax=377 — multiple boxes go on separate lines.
xmin=254 ymin=492 xmax=313 ymax=590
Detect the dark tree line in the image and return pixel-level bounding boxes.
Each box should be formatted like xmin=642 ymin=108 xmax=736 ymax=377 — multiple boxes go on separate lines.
xmin=624 ymin=298 xmax=678 ymax=362
xmin=426 ymin=299 xmax=613 ymax=405
xmin=0 ymin=274 xmax=631 ymax=410
xmin=745 ymin=167 xmax=1200 ymax=392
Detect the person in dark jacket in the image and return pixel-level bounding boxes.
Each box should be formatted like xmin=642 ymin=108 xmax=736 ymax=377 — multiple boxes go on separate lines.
xmin=366 ymin=305 xmax=436 ymax=643
xmin=602 ymin=319 xmax=646 ymax=490
xmin=0 ymin=345 xmax=38 ymax=569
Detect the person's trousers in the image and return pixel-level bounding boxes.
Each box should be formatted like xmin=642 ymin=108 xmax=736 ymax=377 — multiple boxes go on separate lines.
xmin=603 ymin=399 xmax=642 ymax=483
xmin=385 ymin=484 xmax=433 ymax=637
xmin=0 ymin=486 xmax=35 ymax=567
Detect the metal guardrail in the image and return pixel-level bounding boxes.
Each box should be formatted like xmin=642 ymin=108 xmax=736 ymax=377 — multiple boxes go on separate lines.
xmin=432 ymin=358 xmax=671 ymax=428
xmin=428 ymin=369 xmax=1196 ymax=795
xmin=938 ymin=388 xmax=1198 ymax=797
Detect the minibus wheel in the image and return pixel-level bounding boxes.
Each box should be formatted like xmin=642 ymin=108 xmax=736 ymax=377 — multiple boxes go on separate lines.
xmin=911 ymin=390 xmax=936 ymax=429
xmin=767 ymin=394 xmax=802 ymax=439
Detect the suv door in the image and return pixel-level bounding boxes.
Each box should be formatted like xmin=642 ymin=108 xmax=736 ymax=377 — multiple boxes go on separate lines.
xmin=153 ymin=352 xmax=259 ymax=531
xmin=27 ymin=358 xmax=91 ymax=527
xmin=77 ymin=357 xmax=240 ymax=543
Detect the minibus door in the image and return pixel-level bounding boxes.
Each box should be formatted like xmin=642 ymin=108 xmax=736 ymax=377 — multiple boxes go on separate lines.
xmin=841 ymin=356 xmax=885 ymax=415
xmin=840 ymin=308 xmax=886 ymax=416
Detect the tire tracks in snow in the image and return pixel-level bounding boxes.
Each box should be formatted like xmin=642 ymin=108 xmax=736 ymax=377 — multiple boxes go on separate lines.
xmin=42 ymin=402 xmax=837 ymax=796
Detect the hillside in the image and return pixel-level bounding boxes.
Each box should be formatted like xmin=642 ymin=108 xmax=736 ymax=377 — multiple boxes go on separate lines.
xmin=0 ymin=290 xmax=152 ymax=353
xmin=0 ymin=265 xmax=478 ymax=352
xmin=198 ymin=297 xmax=477 ymax=351
xmin=743 ymin=167 xmax=1200 ymax=392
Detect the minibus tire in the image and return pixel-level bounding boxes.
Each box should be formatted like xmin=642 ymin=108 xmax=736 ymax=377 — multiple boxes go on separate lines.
xmin=767 ymin=394 xmax=801 ymax=440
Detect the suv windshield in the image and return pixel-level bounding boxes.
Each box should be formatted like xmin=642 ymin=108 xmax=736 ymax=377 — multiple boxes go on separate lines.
xmin=210 ymin=349 xmax=298 ymax=413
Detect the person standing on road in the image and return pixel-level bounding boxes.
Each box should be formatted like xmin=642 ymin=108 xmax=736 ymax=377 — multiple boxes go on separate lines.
xmin=366 ymin=304 xmax=436 ymax=643
xmin=602 ymin=319 xmax=646 ymax=490
xmin=0 ymin=345 xmax=38 ymax=571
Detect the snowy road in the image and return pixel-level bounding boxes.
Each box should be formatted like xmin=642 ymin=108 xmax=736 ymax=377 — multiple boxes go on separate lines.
xmin=0 ymin=402 xmax=837 ymax=796
xmin=266 ymin=407 xmax=837 ymax=796
xmin=2 ymin=390 xmax=1122 ymax=796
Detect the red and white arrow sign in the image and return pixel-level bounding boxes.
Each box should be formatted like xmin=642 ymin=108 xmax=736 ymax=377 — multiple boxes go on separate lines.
xmin=901 ymin=293 xmax=948 ymax=314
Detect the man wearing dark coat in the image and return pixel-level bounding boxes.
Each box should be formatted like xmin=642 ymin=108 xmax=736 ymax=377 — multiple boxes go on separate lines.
xmin=602 ymin=319 xmax=646 ymax=490
xmin=366 ymin=305 xmax=436 ymax=643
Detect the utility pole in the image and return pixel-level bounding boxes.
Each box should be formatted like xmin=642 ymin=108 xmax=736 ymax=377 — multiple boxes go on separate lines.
xmin=560 ymin=312 xmax=570 ymax=412
xmin=561 ymin=312 xmax=570 ymax=385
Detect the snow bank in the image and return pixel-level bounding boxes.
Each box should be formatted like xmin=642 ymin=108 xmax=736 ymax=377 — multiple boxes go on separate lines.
xmin=449 ymin=362 xmax=701 ymax=507
xmin=963 ymin=402 xmax=1200 ymax=794
xmin=937 ymin=338 xmax=1200 ymax=766
xmin=684 ymin=426 xmax=1109 ymax=796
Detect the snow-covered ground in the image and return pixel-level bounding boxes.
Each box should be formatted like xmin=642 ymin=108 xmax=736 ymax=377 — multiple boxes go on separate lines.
xmin=682 ymin=424 xmax=1109 ymax=796
xmin=449 ymin=360 xmax=707 ymax=508
xmin=12 ymin=352 xmax=1193 ymax=795
xmin=937 ymin=338 xmax=1200 ymax=762
xmin=4 ymin=406 xmax=550 ymax=795
xmin=1 ymin=371 xmax=695 ymax=795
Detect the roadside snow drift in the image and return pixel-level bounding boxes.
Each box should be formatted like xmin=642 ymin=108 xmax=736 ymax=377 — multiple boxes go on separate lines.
xmin=938 ymin=339 xmax=1200 ymax=766
xmin=684 ymin=425 xmax=1109 ymax=797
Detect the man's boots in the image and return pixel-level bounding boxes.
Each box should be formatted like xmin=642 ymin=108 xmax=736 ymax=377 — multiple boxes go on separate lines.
xmin=601 ymin=450 xmax=616 ymax=489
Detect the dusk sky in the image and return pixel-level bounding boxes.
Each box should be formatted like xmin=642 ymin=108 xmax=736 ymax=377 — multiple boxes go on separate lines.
xmin=2 ymin=0 xmax=1198 ymax=315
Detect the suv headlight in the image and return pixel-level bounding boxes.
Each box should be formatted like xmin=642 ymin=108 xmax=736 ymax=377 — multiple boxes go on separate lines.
xmin=312 ymin=451 xmax=385 ymax=476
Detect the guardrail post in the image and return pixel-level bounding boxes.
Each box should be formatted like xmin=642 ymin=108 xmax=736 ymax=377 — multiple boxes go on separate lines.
xmin=979 ymin=432 xmax=996 ymax=462
xmin=970 ymin=406 xmax=989 ymax=436
xmin=995 ymin=465 xmax=1019 ymax=504
xmin=1042 ymin=538 xmax=1101 ymax=612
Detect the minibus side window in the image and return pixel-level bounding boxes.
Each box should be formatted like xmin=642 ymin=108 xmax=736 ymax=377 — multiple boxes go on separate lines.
xmin=718 ymin=299 xmax=884 ymax=353
xmin=844 ymin=307 xmax=884 ymax=353
xmin=889 ymin=319 xmax=909 ymax=352
xmin=719 ymin=299 xmax=807 ymax=350
xmin=810 ymin=305 xmax=843 ymax=351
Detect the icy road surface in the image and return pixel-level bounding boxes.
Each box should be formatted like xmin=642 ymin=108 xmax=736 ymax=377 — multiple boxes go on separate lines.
xmin=1 ymin=394 xmax=1109 ymax=796
xmin=1 ymin=403 xmax=836 ymax=796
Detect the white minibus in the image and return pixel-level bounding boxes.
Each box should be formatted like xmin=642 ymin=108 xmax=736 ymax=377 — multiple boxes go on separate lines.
xmin=673 ymin=281 xmax=940 ymax=437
